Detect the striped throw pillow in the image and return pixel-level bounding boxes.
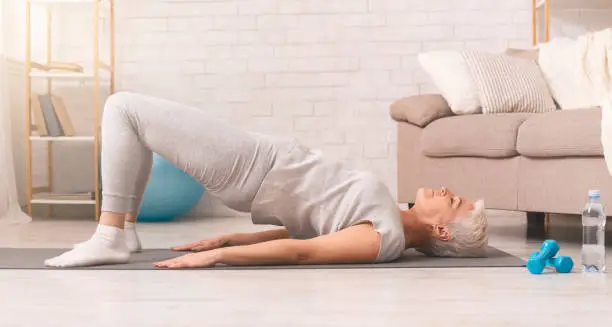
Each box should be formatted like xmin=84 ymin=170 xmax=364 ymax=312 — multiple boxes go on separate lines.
xmin=461 ymin=50 xmax=557 ymax=114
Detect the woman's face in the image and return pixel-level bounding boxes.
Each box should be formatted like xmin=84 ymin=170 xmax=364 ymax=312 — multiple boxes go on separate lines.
xmin=413 ymin=187 xmax=474 ymax=226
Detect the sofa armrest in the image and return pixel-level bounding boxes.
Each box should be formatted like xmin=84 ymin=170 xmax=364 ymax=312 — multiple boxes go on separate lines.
xmin=390 ymin=94 xmax=454 ymax=127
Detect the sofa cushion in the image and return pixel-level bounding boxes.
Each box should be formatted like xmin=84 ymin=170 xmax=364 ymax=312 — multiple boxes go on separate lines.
xmin=517 ymin=108 xmax=603 ymax=158
xmin=421 ymin=113 xmax=532 ymax=158
xmin=390 ymin=94 xmax=454 ymax=127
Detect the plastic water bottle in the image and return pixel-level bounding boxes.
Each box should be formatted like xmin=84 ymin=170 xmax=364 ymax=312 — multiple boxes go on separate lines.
xmin=581 ymin=190 xmax=606 ymax=273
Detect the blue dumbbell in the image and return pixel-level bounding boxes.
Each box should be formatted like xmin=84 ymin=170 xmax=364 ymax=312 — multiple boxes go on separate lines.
xmin=527 ymin=240 xmax=574 ymax=274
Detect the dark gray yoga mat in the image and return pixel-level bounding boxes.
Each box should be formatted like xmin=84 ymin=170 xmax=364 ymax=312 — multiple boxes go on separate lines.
xmin=0 ymin=246 xmax=524 ymax=270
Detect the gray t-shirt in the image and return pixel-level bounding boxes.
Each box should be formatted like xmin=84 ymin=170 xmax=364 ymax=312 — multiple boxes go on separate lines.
xmin=250 ymin=139 xmax=406 ymax=263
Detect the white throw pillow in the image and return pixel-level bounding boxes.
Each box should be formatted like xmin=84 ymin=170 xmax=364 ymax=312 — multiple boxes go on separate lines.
xmin=418 ymin=50 xmax=481 ymax=115
xmin=461 ymin=50 xmax=558 ymax=114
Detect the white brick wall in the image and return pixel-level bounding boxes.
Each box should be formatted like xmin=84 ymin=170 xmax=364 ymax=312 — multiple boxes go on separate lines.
xmin=114 ymin=0 xmax=547 ymax=215
xmin=5 ymin=0 xmax=612 ymax=217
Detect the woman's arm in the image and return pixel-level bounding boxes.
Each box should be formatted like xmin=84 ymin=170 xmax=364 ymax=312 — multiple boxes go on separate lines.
xmin=171 ymin=228 xmax=290 ymax=252
xmin=228 ymin=229 xmax=291 ymax=246
xmin=155 ymin=223 xmax=381 ymax=268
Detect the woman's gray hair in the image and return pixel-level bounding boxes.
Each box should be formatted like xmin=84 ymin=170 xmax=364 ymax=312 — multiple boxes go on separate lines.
xmin=416 ymin=200 xmax=488 ymax=257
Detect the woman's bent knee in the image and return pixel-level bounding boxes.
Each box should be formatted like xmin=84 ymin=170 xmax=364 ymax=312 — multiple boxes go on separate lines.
xmin=102 ymin=92 xmax=145 ymax=131
xmin=104 ymin=91 xmax=140 ymax=112
xmin=102 ymin=92 xmax=150 ymax=125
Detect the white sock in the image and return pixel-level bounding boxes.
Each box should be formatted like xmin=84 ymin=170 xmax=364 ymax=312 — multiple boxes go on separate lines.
xmin=73 ymin=221 xmax=142 ymax=253
xmin=45 ymin=224 xmax=130 ymax=268
xmin=124 ymin=221 xmax=142 ymax=253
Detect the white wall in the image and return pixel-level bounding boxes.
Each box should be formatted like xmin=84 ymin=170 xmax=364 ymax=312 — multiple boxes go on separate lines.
xmin=113 ymin=0 xmax=534 ymax=216
xmin=6 ymin=0 xmax=612 ymax=218
xmin=113 ymin=0 xmax=612 ymax=215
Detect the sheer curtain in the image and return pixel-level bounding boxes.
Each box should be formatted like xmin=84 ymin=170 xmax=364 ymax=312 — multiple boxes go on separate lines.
xmin=0 ymin=2 xmax=31 ymax=225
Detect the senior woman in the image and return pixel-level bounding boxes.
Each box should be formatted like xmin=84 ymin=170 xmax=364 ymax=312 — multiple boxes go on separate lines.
xmin=44 ymin=92 xmax=488 ymax=268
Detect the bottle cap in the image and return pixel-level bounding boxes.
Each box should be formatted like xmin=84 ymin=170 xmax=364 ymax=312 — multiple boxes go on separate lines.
xmin=589 ymin=190 xmax=601 ymax=198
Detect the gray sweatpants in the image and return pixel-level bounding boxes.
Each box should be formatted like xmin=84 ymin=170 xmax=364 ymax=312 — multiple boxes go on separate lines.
xmin=100 ymin=92 xmax=279 ymax=214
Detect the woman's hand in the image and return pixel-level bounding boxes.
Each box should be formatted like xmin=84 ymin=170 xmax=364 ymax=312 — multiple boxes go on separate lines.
xmin=154 ymin=250 xmax=221 ymax=269
xmin=171 ymin=229 xmax=290 ymax=252
xmin=171 ymin=236 xmax=230 ymax=252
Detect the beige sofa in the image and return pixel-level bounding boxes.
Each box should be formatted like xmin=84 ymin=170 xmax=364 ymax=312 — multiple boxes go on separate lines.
xmin=390 ymin=94 xmax=612 ymax=227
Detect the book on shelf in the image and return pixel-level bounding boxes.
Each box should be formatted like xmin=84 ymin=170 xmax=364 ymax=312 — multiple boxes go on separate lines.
xmin=31 ymin=95 xmax=48 ymax=136
xmin=38 ymin=94 xmax=64 ymax=136
xmin=50 ymin=94 xmax=76 ymax=136
xmin=31 ymin=61 xmax=84 ymax=73
xmin=30 ymin=92 xmax=76 ymax=137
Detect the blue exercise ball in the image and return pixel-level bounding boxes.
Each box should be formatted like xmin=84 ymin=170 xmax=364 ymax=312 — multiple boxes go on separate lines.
xmin=137 ymin=154 xmax=205 ymax=222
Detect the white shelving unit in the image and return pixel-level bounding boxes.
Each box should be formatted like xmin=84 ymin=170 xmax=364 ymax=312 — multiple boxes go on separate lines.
xmin=25 ymin=0 xmax=115 ymax=216
xmin=31 ymin=198 xmax=96 ymax=205
xmin=29 ymin=70 xmax=111 ymax=81
xmin=30 ymin=136 xmax=96 ymax=141
xmin=30 ymin=0 xmax=107 ymax=5
xmin=30 ymin=71 xmax=95 ymax=79
xmin=31 ymin=0 xmax=97 ymax=3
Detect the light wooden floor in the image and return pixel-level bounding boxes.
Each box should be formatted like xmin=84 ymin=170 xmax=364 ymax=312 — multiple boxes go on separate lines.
xmin=1 ymin=210 xmax=611 ymax=327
